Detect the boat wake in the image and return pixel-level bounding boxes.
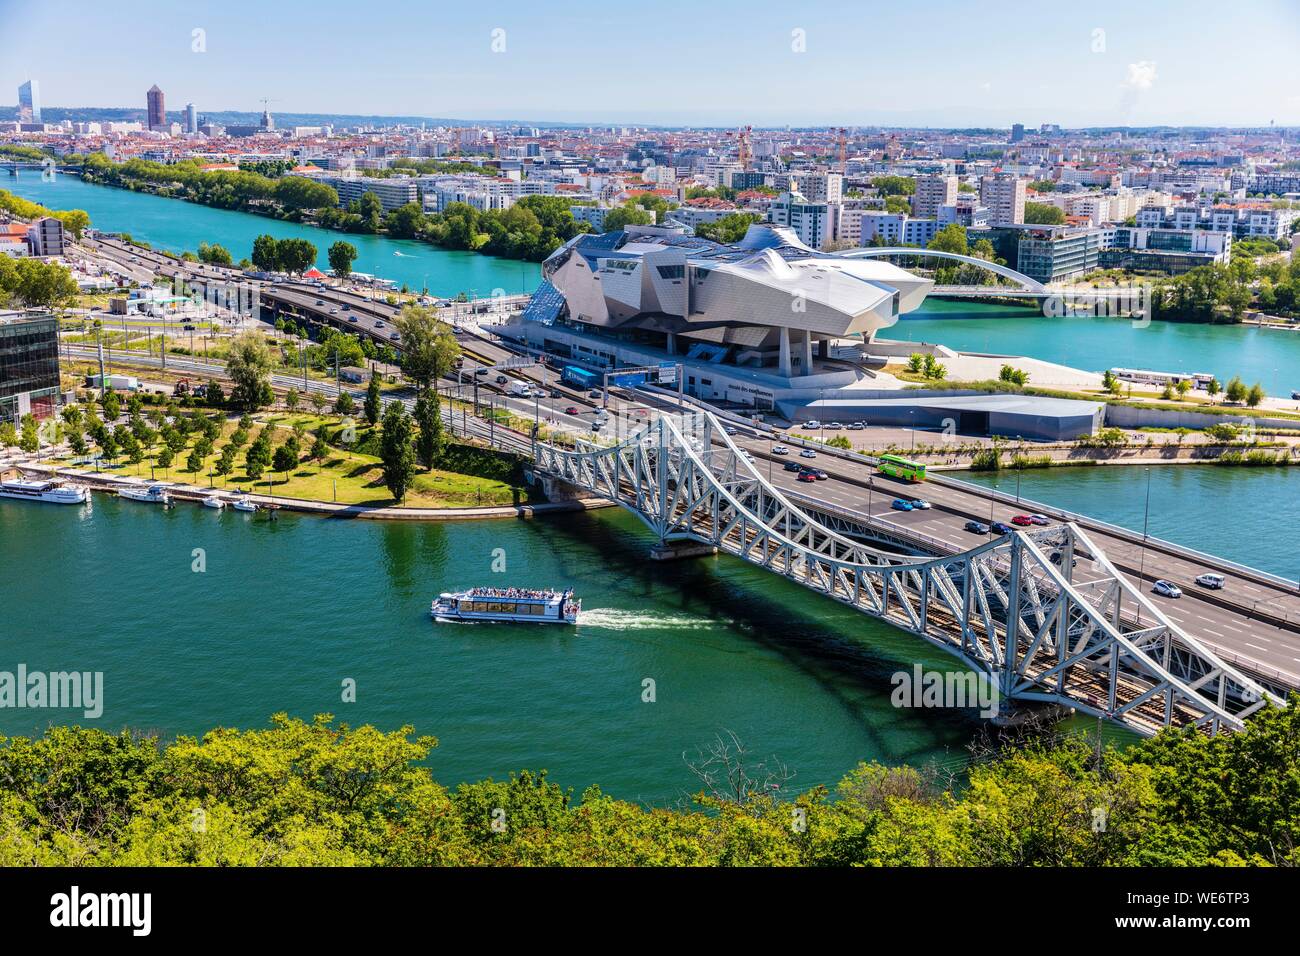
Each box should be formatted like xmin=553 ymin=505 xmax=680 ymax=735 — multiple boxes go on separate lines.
xmin=575 ymin=608 xmax=725 ymax=631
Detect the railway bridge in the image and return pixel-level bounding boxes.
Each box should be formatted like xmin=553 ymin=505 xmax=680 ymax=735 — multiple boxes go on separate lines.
xmin=531 ymin=408 xmax=1281 ymax=737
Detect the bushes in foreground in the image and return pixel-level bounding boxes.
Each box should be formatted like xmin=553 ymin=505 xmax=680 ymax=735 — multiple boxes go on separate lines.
xmin=0 ymin=699 xmax=1296 ymax=866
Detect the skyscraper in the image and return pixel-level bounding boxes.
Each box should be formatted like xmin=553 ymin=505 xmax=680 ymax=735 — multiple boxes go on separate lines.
xmin=184 ymin=103 xmax=198 ymax=134
xmin=1010 ymin=123 xmax=1025 ymax=143
xmin=146 ymin=84 xmax=166 ymax=130
xmin=17 ymin=80 xmax=40 ymax=124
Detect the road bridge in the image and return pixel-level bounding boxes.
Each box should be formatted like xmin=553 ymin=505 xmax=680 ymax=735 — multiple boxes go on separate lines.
xmin=531 ymin=409 xmax=1283 ymax=736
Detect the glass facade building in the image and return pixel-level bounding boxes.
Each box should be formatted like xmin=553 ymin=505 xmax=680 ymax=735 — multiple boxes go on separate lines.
xmin=0 ymin=313 xmax=61 ymax=424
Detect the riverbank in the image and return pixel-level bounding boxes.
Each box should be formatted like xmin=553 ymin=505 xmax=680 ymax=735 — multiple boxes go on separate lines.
xmin=4 ymin=172 xmax=541 ymax=297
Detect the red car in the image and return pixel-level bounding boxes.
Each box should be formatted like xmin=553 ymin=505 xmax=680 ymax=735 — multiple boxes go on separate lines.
xmin=564 ymin=406 xmax=581 ymax=415
xmin=1011 ymin=514 xmax=1035 ymax=526
xmin=796 ymin=471 xmax=818 ymax=482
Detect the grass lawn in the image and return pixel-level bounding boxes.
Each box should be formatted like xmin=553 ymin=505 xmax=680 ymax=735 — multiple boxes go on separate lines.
xmin=69 ymin=412 xmax=521 ymax=509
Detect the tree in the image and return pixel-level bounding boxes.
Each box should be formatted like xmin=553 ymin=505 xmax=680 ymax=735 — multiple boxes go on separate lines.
xmin=226 ymin=333 xmax=275 ymax=411
xmin=603 ymin=205 xmax=654 ymax=232
xmin=251 ymin=234 xmax=280 ymax=272
xmin=0 ymin=421 xmax=18 ymax=449
xmin=363 ymin=377 xmax=383 ymax=427
xmin=206 ymin=380 xmax=225 ymax=408
xmin=394 ymin=305 xmax=460 ymax=391
xmin=1224 ymin=376 xmax=1248 ymax=404
xmin=156 ymin=445 xmax=173 ymax=473
xmin=197 ymin=242 xmax=233 ymax=266
xmin=357 ymin=192 xmax=384 ymax=232
xmin=310 ymin=391 xmax=327 ymax=415
xmin=102 ymin=388 xmax=121 ymax=422
xmin=310 ymin=427 xmax=329 ymax=467
xmin=272 ymin=443 xmax=298 ymax=477
xmin=53 ymin=209 xmax=90 ymax=241
xmin=328 ymin=241 xmax=358 ymax=279
xmin=413 ymin=390 xmax=444 ymax=468
xmin=285 ymin=388 xmax=300 ymax=412
xmin=1206 ymin=377 xmax=1221 ymax=403
xmin=926 ymin=223 xmax=968 ymax=257
xmin=335 ymin=391 xmax=356 ymax=416
xmin=1246 ymin=383 xmax=1265 ymax=408
xmin=277 ymin=238 xmax=318 ymax=275
xmin=1023 ymin=202 xmax=1066 ymax=225
xmin=7 ymin=258 xmax=79 ymax=310
xmin=215 ymin=445 xmax=237 ymax=480
xmin=999 ymin=364 xmax=1030 ymax=386
xmin=18 ymin=414 xmax=39 ymax=453
xmin=380 ymin=401 xmax=416 ymax=502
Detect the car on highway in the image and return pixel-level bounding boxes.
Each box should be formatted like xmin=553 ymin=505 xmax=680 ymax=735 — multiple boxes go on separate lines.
xmin=564 ymin=406 xmax=581 ymax=415
xmin=740 ymin=450 xmax=754 ymax=462
xmin=796 ymin=471 xmax=818 ymax=483
xmin=1049 ymin=552 xmax=1078 ymax=568
xmin=588 ymin=389 xmax=601 ymax=399
xmin=771 ymin=444 xmax=789 ymax=455
xmin=801 ymin=468 xmax=828 ymax=480
xmin=388 ymin=333 xmax=399 ymax=341
xmin=474 ymin=368 xmax=488 ymax=377
xmin=550 ymin=389 xmax=563 ymax=399
xmin=348 ymin=316 xmax=358 ymax=323
xmin=799 ymin=449 xmax=817 ymax=459
xmin=495 ymin=375 xmax=508 ymax=385
xmin=1195 ymin=573 xmax=1226 ymax=590
xmin=909 ymin=499 xmax=931 ymax=510
xmin=783 ymin=461 xmax=803 ymax=472
xmin=991 ymin=522 xmax=1015 ymax=535
xmin=723 ymin=426 xmax=737 ymax=435
xmin=315 ymin=299 xmax=325 ymax=306
xmin=374 ymin=321 xmax=384 ymax=328
xmin=848 ymin=422 xmax=865 ymax=430
xmin=891 ymin=498 xmax=914 ymax=511
xmin=802 ymin=420 xmax=820 ymax=429
xmin=1011 ymin=514 xmax=1035 ymax=526
xmin=330 ymin=308 xmax=339 ymax=314
xmin=1152 ymin=580 xmax=1183 ymax=599
xmin=1028 ymin=514 xmax=1050 ymax=526
xmin=964 ymin=521 xmax=990 ymax=535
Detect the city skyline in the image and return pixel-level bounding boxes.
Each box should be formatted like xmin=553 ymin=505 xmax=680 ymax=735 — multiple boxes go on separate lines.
xmin=2 ymin=0 xmax=1299 ymax=128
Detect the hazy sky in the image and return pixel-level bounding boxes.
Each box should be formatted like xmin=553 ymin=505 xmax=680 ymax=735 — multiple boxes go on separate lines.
xmin=3 ymin=0 xmax=1299 ymax=127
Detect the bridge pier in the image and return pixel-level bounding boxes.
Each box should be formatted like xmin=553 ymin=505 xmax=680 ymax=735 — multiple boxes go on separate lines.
xmin=990 ymin=700 xmax=1075 ymax=729
xmin=649 ymin=540 xmax=719 ymax=561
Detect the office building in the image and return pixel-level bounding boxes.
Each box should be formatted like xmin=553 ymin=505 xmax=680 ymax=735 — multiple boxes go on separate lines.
xmin=1010 ymin=123 xmax=1025 ymax=143
xmin=0 ymin=311 xmax=61 ymax=424
xmin=1100 ymin=227 xmax=1232 ymax=275
xmin=183 ymin=103 xmax=198 ymax=134
xmin=146 ymin=84 xmax=166 ymax=130
xmin=17 ymin=80 xmax=40 ymax=124
xmin=327 ymin=176 xmax=419 ymax=212
xmin=1016 ymin=227 xmax=1104 ymax=283
xmin=980 ymin=174 xmax=1027 ymax=225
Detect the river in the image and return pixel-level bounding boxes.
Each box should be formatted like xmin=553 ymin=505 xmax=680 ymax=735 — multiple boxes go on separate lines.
xmin=957 ymin=464 xmax=1296 ymax=580
xmin=896 ymin=298 xmax=1300 ymax=399
xmin=0 ymin=499 xmax=1010 ymax=803
xmin=4 ymin=170 xmax=541 ymax=298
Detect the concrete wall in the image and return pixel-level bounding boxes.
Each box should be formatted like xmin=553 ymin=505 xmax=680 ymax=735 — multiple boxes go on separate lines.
xmin=1104 ymin=403 xmax=1299 ymax=432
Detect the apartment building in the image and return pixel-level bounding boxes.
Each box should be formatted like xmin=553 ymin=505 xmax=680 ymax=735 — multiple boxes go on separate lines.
xmin=768 ymin=192 xmax=835 ymax=249
xmin=980 ymin=174 xmax=1026 ymax=225
xmin=912 ymin=174 xmax=958 ymax=218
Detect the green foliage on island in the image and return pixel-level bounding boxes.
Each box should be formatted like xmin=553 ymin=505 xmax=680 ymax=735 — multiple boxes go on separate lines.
xmin=1 ymin=701 xmax=1296 ymax=865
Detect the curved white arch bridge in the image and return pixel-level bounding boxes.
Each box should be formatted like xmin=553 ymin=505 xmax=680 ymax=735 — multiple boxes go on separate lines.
xmin=836 ymin=246 xmax=1046 ymax=293
xmin=532 ymin=410 xmax=1280 ymax=737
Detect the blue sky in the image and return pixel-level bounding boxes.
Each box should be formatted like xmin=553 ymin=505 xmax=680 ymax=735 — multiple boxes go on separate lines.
xmin=3 ymin=0 xmax=1299 ymax=127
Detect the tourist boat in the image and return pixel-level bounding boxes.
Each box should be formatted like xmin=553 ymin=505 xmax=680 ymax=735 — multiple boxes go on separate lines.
xmin=232 ymin=496 xmax=258 ymax=513
xmin=201 ymin=494 xmax=226 ymax=509
xmin=0 ymin=477 xmax=88 ymax=505
xmin=430 ymin=587 xmax=581 ymax=624
xmin=118 ymin=482 xmax=171 ymax=505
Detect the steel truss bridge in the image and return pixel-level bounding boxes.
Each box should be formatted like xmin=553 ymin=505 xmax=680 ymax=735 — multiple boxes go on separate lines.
xmin=532 ymin=410 xmax=1281 ymax=737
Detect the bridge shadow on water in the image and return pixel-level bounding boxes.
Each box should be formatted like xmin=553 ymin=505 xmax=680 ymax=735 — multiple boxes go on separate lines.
xmin=527 ymin=508 xmax=989 ymax=774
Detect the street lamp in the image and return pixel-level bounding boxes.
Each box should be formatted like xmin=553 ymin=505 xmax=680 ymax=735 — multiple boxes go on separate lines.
xmin=1136 ymin=466 xmax=1152 ymax=624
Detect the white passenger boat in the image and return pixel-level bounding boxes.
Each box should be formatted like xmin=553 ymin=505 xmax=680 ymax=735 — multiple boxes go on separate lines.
xmin=0 ymin=477 xmax=88 ymax=505
xmin=201 ymin=494 xmax=226 ymax=509
xmin=118 ymin=482 xmax=172 ymax=505
xmin=431 ymin=587 xmax=581 ymax=624
xmin=232 ymin=496 xmax=258 ymax=513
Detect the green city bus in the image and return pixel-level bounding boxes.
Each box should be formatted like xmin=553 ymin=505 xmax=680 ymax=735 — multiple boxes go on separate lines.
xmin=877 ymin=454 xmax=927 ymax=482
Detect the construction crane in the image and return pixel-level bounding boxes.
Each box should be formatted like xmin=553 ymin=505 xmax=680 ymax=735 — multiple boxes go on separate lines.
xmin=737 ymin=125 xmax=753 ymax=168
